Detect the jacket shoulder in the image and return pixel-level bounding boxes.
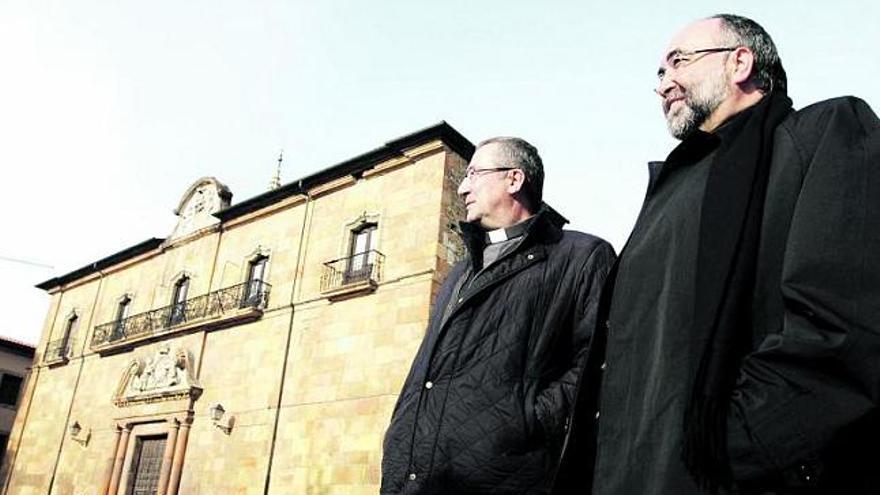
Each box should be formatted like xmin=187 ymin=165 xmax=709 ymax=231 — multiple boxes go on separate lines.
xmin=776 ymin=96 xmax=879 ymax=164
xmin=558 ymin=231 xmax=617 ymax=259
xmin=793 ymin=96 xmax=876 ymax=116
xmin=783 ymin=96 xmax=879 ymax=136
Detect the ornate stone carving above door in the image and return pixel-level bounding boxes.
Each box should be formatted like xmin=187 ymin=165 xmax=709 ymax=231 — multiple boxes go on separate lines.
xmin=114 ymin=345 xmax=202 ymax=407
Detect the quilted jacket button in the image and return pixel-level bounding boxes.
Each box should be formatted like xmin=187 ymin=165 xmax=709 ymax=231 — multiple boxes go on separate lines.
xmin=527 ymin=254 xmax=534 ymax=260
xmin=595 ymin=410 xmax=601 ymax=420
xmin=408 ymin=473 xmax=417 ymax=481
xmin=425 ymin=381 xmax=434 ymax=390
xmin=798 ymin=463 xmax=817 ymax=483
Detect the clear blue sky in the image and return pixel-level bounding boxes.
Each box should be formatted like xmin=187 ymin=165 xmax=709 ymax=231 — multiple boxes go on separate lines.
xmin=2 ymin=0 xmax=878 ymax=344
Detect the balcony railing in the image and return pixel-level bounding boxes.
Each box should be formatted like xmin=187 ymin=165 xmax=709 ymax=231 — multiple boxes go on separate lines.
xmin=320 ymin=250 xmax=384 ymax=294
xmin=44 ymin=336 xmax=72 ymax=363
xmin=91 ymin=280 xmax=271 ymax=349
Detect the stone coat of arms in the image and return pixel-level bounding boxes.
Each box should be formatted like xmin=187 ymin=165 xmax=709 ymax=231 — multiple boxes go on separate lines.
xmin=114 ymin=345 xmax=201 ymax=406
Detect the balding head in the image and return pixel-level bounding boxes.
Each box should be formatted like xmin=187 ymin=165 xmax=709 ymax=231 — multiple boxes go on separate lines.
xmin=710 ymin=14 xmax=786 ymax=93
xmin=655 ymin=15 xmax=778 ymax=138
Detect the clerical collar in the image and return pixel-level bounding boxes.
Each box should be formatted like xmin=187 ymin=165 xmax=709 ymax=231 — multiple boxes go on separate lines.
xmin=484 ymin=218 xmax=532 ymax=244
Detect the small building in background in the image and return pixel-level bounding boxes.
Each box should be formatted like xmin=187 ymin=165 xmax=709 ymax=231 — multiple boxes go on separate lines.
xmin=2 ymin=122 xmax=472 ymax=494
xmin=0 ymin=337 xmax=34 ymax=468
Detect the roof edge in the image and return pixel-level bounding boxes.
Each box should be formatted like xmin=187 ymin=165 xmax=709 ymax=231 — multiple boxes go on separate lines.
xmin=0 ymin=337 xmax=35 ymax=357
xmin=36 ymin=238 xmax=165 ymax=291
xmin=215 ymin=121 xmax=474 ymax=222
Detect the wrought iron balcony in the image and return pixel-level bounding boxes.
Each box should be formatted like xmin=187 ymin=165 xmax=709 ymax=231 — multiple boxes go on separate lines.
xmin=44 ymin=336 xmax=73 ymax=364
xmin=91 ymin=280 xmax=271 ymax=349
xmin=320 ymin=250 xmax=384 ymax=296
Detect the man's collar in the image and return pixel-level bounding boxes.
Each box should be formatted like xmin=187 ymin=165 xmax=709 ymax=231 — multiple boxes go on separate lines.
xmin=485 ymin=217 xmax=533 ymax=244
xmin=459 ymin=203 xmax=567 ymax=257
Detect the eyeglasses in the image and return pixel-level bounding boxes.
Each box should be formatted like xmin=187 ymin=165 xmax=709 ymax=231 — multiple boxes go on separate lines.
xmin=463 ymin=167 xmax=516 ymax=180
xmin=657 ymin=47 xmax=736 ymax=80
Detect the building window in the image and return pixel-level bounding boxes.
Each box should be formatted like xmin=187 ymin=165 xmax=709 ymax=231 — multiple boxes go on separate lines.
xmin=112 ymin=296 xmax=132 ymax=341
xmin=126 ymin=434 xmax=167 ymax=495
xmin=345 ymin=223 xmax=377 ymax=284
xmin=61 ymin=314 xmax=78 ymax=356
xmin=169 ymin=277 xmax=190 ymax=326
xmin=47 ymin=313 xmax=77 ymax=362
xmin=0 ymin=432 xmax=8 ymax=466
xmin=0 ymin=374 xmax=23 ymax=407
xmin=243 ymin=255 xmax=268 ymax=306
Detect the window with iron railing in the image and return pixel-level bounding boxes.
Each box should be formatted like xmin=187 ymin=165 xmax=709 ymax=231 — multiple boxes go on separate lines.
xmin=168 ymin=277 xmax=190 ymax=326
xmin=345 ymin=223 xmax=377 ymax=284
xmin=243 ymin=256 xmax=268 ymax=307
xmin=45 ymin=313 xmax=77 ymax=363
xmin=111 ymin=296 xmax=132 ymax=342
xmin=91 ymin=280 xmax=271 ymax=349
xmin=321 ymin=250 xmax=384 ymax=293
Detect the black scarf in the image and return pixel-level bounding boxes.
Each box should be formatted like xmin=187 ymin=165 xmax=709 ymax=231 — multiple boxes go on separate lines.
xmin=681 ymin=91 xmax=793 ymax=491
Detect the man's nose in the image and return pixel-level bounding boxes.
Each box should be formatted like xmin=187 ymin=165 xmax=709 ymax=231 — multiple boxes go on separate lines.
xmin=457 ymin=175 xmax=469 ymax=196
xmin=655 ymin=74 xmax=676 ymax=98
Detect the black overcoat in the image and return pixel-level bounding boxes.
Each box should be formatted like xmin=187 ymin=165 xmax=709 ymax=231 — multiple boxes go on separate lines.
xmin=554 ymin=96 xmax=880 ymax=494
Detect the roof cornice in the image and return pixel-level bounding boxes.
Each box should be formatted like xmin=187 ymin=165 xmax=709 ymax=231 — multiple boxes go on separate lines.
xmin=215 ymin=121 xmax=473 ymax=222
xmin=36 ymin=238 xmax=165 ymax=292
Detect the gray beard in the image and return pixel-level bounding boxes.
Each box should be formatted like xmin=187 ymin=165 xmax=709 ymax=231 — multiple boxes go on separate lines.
xmin=667 ymin=100 xmax=714 ymax=140
xmin=666 ymin=75 xmax=729 ymax=140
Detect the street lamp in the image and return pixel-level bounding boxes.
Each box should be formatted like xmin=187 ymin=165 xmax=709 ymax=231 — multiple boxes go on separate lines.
xmin=69 ymin=420 xmax=90 ymax=446
xmin=209 ymin=403 xmax=234 ymax=434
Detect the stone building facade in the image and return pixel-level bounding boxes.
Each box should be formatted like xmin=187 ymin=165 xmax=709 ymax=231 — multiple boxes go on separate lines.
xmin=3 ymin=123 xmax=472 ymax=494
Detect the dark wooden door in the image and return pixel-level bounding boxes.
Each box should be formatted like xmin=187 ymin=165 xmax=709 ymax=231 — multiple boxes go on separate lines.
xmin=127 ymin=435 xmax=167 ymax=495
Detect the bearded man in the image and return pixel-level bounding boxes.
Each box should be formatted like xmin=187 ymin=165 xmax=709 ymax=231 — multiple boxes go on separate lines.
xmin=553 ymin=13 xmax=880 ymax=495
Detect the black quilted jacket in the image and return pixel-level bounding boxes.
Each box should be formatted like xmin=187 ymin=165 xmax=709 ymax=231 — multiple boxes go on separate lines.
xmin=381 ymin=206 xmax=615 ymax=494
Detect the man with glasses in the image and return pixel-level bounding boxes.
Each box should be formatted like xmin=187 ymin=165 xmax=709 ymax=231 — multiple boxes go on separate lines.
xmin=381 ymin=137 xmax=615 ymax=494
xmin=554 ymin=14 xmax=880 ymax=495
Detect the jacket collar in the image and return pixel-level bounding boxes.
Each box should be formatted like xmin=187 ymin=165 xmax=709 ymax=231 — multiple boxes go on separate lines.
xmin=648 ymin=102 xmax=762 ymax=193
xmin=458 ymin=203 xmax=568 ymax=267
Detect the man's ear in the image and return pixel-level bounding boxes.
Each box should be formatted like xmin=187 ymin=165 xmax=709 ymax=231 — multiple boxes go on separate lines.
xmin=729 ymin=46 xmax=756 ymax=86
xmin=507 ymin=169 xmax=526 ymax=195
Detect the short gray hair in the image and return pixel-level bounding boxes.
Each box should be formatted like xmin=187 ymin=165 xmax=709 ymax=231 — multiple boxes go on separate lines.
xmin=710 ymin=14 xmax=787 ymax=93
xmin=477 ymin=136 xmax=544 ymax=210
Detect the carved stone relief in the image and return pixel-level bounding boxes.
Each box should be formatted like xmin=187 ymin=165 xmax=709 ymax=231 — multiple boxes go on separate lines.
xmin=114 ymin=345 xmax=201 ymax=407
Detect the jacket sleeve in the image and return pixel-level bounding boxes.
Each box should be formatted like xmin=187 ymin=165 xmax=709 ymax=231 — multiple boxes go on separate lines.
xmin=727 ymin=97 xmax=880 ymax=487
xmin=534 ymin=240 xmax=615 ymax=452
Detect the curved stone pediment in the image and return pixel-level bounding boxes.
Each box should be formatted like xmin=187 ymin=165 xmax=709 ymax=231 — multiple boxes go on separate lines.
xmin=169 ymin=177 xmax=232 ymax=241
